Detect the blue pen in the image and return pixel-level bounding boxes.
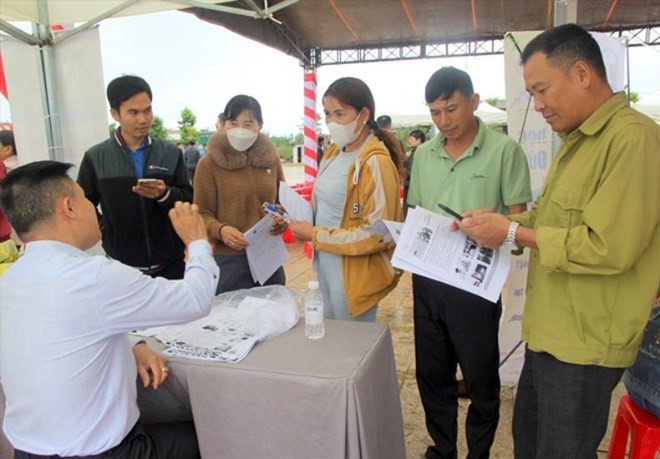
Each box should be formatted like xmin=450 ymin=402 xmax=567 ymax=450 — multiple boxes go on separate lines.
xmin=263 ymin=202 xmax=289 ymax=222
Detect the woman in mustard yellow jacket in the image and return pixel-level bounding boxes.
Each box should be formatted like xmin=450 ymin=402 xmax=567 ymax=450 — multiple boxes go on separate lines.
xmin=290 ymin=77 xmax=402 ymax=321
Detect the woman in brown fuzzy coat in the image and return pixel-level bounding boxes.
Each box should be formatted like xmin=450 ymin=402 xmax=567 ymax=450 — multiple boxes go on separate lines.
xmin=193 ymin=95 xmax=287 ymax=294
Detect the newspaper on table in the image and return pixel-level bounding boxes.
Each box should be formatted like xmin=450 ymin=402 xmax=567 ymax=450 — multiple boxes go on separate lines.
xmin=244 ymin=215 xmax=289 ymax=285
xmin=133 ymin=285 xmax=300 ymax=363
xmin=392 ymin=206 xmax=511 ymax=302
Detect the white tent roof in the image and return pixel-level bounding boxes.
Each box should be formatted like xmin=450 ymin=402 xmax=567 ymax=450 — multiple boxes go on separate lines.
xmin=391 ymin=102 xmax=508 ymax=128
xmin=391 ymin=115 xmax=434 ymax=128
xmin=632 ymin=92 xmax=660 ymax=124
xmin=476 ymin=101 xmax=508 ymax=125
xmin=0 ymin=0 xmax=288 ymax=46
xmin=0 ymin=0 xmax=219 ymax=24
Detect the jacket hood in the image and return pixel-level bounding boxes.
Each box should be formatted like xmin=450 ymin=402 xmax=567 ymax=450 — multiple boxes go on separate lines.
xmin=207 ymin=131 xmax=279 ymax=171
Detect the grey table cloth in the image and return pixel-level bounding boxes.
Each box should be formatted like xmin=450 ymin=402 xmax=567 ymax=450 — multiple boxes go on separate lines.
xmin=1 ymin=320 xmax=405 ymax=459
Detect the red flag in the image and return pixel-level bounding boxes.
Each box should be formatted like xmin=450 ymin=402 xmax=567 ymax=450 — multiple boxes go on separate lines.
xmin=0 ymin=51 xmax=8 ymax=100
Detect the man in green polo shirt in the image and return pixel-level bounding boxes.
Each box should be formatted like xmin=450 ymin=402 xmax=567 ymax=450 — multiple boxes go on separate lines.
xmin=455 ymin=24 xmax=660 ymax=457
xmin=407 ymin=67 xmax=531 ymax=459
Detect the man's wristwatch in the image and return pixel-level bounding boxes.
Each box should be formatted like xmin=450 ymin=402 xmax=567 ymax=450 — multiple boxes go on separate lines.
xmin=504 ymin=221 xmax=520 ymax=250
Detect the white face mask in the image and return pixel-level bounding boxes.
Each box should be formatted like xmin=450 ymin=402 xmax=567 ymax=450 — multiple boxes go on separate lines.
xmin=227 ymin=128 xmax=258 ymax=152
xmin=326 ymin=113 xmax=364 ymax=149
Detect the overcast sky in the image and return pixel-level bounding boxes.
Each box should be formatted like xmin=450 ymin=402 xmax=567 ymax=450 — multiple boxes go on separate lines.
xmin=96 ymin=10 xmax=660 ymax=136
xmin=2 ymin=9 xmax=659 ymax=136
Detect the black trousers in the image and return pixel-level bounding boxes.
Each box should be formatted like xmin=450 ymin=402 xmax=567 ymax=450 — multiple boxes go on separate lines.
xmin=213 ymin=254 xmax=285 ymax=295
xmin=14 ymin=421 xmax=200 ymax=459
xmin=413 ymin=274 xmax=502 ymax=459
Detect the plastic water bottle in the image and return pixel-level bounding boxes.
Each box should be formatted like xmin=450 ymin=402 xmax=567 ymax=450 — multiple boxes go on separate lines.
xmin=305 ymin=280 xmax=325 ymax=339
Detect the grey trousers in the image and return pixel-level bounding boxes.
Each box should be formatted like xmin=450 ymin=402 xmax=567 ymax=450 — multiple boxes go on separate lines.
xmin=512 ymin=347 xmax=624 ymax=459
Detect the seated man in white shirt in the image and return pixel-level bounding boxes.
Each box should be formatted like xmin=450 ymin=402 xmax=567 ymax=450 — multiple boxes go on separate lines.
xmin=0 ymin=160 xmax=219 ymax=458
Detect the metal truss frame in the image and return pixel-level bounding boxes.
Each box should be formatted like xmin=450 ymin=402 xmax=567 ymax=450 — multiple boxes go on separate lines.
xmin=302 ymin=25 xmax=660 ymax=68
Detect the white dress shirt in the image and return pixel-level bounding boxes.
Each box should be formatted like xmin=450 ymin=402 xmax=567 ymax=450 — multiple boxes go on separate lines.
xmin=0 ymin=239 xmax=219 ymax=456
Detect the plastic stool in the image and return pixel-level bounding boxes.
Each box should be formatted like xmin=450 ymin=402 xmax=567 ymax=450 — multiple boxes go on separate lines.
xmin=608 ymin=395 xmax=660 ymax=458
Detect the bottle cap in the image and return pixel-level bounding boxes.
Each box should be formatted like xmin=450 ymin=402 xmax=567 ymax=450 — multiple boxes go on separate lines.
xmin=308 ymin=280 xmax=319 ymax=290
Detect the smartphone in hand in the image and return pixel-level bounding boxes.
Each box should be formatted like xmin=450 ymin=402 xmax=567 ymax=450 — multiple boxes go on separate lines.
xmin=137 ymin=178 xmax=157 ymax=185
xmin=263 ymin=202 xmax=289 ymax=222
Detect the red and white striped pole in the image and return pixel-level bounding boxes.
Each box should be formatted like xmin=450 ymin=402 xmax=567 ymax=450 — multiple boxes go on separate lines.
xmin=303 ymin=71 xmax=318 ymax=183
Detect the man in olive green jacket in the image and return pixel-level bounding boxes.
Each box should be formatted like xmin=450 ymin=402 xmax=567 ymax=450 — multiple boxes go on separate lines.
xmin=454 ymin=24 xmax=660 ymax=458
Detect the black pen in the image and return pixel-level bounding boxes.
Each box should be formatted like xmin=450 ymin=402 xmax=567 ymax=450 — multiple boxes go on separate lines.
xmin=437 ymin=203 xmax=464 ymax=221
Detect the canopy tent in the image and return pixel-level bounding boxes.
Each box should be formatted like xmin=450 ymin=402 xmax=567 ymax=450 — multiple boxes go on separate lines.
xmin=0 ymin=1 xmax=280 ymax=46
xmin=0 ymin=1 xmax=240 ymax=166
xmin=476 ymin=101 xmax=507 ymax=125
xmin=2 ymin=1 xmax=658 ymax=50
xmin=0 ymin=0 xmax=658 ymax=168
xmin=391 ymin=102 xmax=506 ymax=129
xmin=187 ymin=0 xmax=660 ymax=68
xmin=632 ymin=95 xmax=660 ymax=124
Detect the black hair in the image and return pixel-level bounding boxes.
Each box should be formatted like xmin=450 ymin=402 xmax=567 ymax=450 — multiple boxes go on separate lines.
xmin=408 ymin=130 xmax=426 ymax=143
xmin=425 ymin=67 xmax=474 ymax=103
xmin=188 ymin=140 xmax=196 ymax=146
xmin=106 ymin=75 xmax=152 ymax=111
xmin=323 ymin=77 xmax=400 ymax=169
xmin=223 ymin=95 xmax=263 ymax=126
xmin=0 ymin=130 xmax=17 ymax=156
xmin=376 ymin=115 xmax=392 ymax=128
xmin=521 ymin=23 xmax=607 ymax=80
xmin=0 ymin=160 xmax=74 ymax=236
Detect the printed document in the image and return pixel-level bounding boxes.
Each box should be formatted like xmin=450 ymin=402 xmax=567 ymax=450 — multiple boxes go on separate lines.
xmin=364 ymin=219 xmax=404 ymax=243
xmin=392 ymin=207 xmax=511 ymax=302
xmin=278 ymin=181 xmax=313 ymax=223
xmin=244 ymin=215 xmax=288 ymax=284
xmin=134 ymin=288 xmax=299 ymax=363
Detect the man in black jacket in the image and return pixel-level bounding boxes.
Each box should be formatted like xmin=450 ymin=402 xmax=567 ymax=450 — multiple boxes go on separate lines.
xmin=78 ymin=75 xmax=193 ymax=279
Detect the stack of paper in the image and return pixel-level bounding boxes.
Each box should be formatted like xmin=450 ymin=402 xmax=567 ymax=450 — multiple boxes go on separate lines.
xmin=135 ymin=287 xmax=300 ymax=362
xmin=244 ymin=215 xmax=289 ymax=285
xmin=392 ymin=207 xmax=510 ymax=302
xmin=278 ymin=181 xmax=313 ymax=223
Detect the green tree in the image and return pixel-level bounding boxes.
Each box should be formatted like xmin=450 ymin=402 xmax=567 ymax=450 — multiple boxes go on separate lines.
xmin=316 ymin=112 xmax=324 ymax=132
xmin=268 ymin=133 xmax=295 ymax=160
xmin=485 ymin=97 xmax=500 ymax=107
xmin=149 ymin=115 xmax=168 ymax=140
xmin=628 ymin=91 xmax=640 ymax=104
xmin=178 ymin=107 xmax=199 ymax=144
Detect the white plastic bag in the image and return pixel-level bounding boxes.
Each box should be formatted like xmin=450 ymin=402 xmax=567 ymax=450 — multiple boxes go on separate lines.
xmin=212 ymin=285 xmax=300 ymax=341
xmin=135 ymin=285 xmax=300 ymax=362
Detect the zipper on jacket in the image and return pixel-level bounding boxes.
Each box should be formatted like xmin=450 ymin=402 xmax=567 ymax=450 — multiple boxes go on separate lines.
xmin=140 ymin=145 xmax=154 ymax=268
xmin=352 ymin=158 xmax=361 ymax=185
